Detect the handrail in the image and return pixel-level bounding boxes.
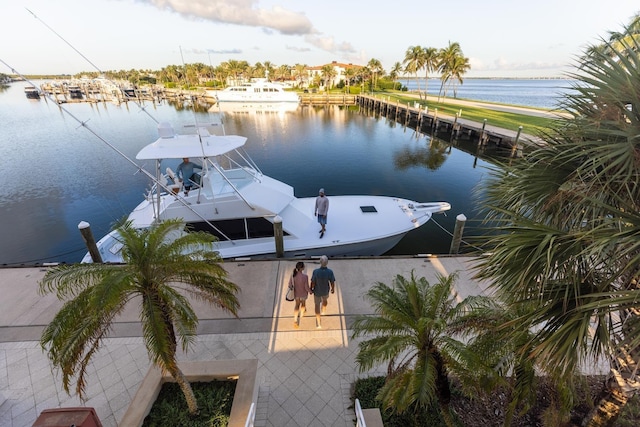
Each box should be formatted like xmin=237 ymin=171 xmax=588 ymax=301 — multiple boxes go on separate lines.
xmin=355 ymin=398 xmax=366 ymax=427
xmin=244 ymin=402 xmax=256 ymax=427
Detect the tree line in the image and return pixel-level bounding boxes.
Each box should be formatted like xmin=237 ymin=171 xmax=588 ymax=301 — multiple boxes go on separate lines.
xmin=56 ymin=41 xmax=470 ymax=96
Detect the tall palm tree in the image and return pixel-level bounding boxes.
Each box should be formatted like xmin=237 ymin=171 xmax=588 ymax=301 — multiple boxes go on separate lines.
xmin=438 ymin=41 xmax=468 ymax=99
xmin=292 ymin=63 xmax=308 ymax=88
xmin=320 ymin=64 xmax=336 ymax=91
xmin=446 ymin=55 xmax=471 ymax=98
xmin=222 ymin=60 xmax=249 ymax=86
xmin=39 ymin=219 xmax=240 ymax=415
xmin=343 ymin=66 xmax=357 ymax=92
xmin=473 ymin=22 xmax=640 ymax=427
xmin=367 ymin=58 xmax=383 ymax=91
xmin=403 ymin=45 xmax=425 ymax=98
xmin=422 ymin=47 xmax=439 ymax=97
xmin=389 ymin=62 xmax=403 ymax=90
xmin=352 ymin=272 xmax=498 ymax=427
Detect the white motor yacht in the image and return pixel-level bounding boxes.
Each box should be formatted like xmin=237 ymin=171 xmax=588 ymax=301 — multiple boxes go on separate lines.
xmin=83 ymin=122 xmax=450 ymax=262
xmin=208 ymin=79 xmax=300 ymax=103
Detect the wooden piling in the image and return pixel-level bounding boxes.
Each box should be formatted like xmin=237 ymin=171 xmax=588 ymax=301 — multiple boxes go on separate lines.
xmin=273 ymin=216 xmax=284 ymax=258
xmin=449 ymin=214 xmax=467 ymax=254
xmin=78 ymin=221 xmax=102 ymax=263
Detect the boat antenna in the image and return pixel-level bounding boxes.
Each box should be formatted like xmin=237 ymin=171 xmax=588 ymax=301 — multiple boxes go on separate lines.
xmin=179 ymin=45 xmax=208 ymax=161
xmin=0 ymin=59 xmax=234 ymax=242
xmin=0 ymin=59 xmax=157 ymax=186
xmin=24 ymin=7 xmax=159 ymax=124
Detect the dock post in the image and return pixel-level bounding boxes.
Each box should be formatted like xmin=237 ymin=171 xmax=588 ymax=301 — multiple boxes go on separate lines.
xmin=478 ymin=119 xmax=487 ymax=146
xmin=274 ymin=216 xmax=284 ymax=258
xmin=511 ymin=126 xmax=523 ymax=157
xmin=78 ymin=221 xmax=103 ymax=263
xmin=451 ymin=112 xmax=459 ymax=141
xmin=449 ymin=214 xmax=467 ymax=254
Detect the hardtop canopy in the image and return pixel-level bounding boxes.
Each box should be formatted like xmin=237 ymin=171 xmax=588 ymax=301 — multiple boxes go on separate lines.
xmin=136 ymin=123 xmax=247 ymax=160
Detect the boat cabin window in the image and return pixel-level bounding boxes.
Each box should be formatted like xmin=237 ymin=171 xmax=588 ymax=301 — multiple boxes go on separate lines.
xmin=360 ymin=206 xmax=378 ymax=213
xmin=187 ymin=217 xmax=277 ymax=240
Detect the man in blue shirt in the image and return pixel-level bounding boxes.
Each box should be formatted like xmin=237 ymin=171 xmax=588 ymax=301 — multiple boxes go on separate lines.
xmin=176 ymin=157 xmax=202 ymax=196
xmin=310 ymin=255 xmax=336 ymax=329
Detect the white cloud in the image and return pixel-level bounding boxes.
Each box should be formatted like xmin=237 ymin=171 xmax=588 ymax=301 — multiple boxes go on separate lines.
xmin=304 ymin=35 xmax=355 ymax=54
xmin=138 ymin=0 xmax=313 ymax=35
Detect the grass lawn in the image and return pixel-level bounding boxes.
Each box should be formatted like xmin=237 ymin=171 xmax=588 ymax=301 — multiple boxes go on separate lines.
xmin=374 ymin=91 xmax=560 ymax=135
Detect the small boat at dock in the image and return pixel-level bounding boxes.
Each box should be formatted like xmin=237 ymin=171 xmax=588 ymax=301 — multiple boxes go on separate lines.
xmin=24 ymin=86 xmax=41 ymax=99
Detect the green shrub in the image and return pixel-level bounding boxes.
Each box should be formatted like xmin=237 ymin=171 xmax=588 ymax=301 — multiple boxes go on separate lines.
xmin=142 ymin=380 xmax=236 ymax=427
xmin=353 ymin=376 xmax=446 ymax=427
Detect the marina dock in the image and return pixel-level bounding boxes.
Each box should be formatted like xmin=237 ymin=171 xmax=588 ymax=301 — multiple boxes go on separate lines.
xmin=30 ymin=79 xmax=543 ymax=151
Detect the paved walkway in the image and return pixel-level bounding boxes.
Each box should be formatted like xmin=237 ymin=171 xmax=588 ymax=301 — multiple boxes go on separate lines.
xmin=0 ymin=256 xmax=501 ymax=426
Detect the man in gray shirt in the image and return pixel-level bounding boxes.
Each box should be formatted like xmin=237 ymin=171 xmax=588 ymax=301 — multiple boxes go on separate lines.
xmin=314 ymin=188 xmax=329 ymax=237
xmin=176 ymin=157 xmax=202 ymax=196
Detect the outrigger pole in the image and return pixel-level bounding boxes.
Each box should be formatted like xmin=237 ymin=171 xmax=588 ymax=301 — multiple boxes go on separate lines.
xmin=0 ymin=59 xmax=234 ymax=243
xmin=15 ymin=9 xmax=235 ymax=243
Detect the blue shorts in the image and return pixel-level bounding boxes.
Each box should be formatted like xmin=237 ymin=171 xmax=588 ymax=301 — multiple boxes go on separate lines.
xmin=317 ymin=214 xmax=327 ymax=225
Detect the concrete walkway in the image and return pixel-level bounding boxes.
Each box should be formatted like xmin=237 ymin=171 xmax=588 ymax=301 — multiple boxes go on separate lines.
xmin=0 ymin=256 xmax=494 ymax=426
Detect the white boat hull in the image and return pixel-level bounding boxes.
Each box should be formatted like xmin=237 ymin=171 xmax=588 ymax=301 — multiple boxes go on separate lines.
xmin=207 ymin=79 xmax=299 ymax=103
xmin=83 ymin=123 xmax=450 ymax=263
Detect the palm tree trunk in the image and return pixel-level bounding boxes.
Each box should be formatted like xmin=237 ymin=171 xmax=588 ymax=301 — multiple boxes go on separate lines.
xmin=171 ymin=365 xmax=200 ymax=415
xmin=581 ymin=367 xmax=638 ymax=427
xmin=434 ymin=350 xmax=455 ymax=427
xmin=162 ymin=310 xmax=199 ymax=415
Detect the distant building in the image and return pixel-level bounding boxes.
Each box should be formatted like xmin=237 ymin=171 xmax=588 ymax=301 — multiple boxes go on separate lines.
xmin=306 ymin=61 xmax=363 ymax=89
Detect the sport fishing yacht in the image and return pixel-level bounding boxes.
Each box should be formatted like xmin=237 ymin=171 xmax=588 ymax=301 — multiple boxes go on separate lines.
xmin=83 ymin=122 xmax=450 ymax=262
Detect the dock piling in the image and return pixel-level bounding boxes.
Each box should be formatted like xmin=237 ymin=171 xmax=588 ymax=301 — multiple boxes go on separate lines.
xmin=273 ymin=216 xmax=284 ymax=258
xmin=78 ymin=221 xmax=102 ymax=263
xmin=449 ymin=214 xmax=467 ymax=254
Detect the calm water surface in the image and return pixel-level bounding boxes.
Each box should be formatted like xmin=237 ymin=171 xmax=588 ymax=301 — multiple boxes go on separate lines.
xmin=403 ymin=78 xmax=574 ymax=109
xmin=0 ymin=80 xmax=521 ymax=264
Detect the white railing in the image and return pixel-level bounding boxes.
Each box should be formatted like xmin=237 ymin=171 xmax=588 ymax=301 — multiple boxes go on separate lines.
xmin=355 ymin=398 xmax=366 ymax=427
xmin=244 ymin=402 xmax=256 ymax=427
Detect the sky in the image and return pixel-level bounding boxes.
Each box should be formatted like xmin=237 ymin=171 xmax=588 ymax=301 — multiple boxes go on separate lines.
xmin=1 ymin=0 xmax=639 ymax=78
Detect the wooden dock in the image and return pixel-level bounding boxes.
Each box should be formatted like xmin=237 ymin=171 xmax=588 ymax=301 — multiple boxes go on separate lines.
xmin=299 ymin=93 xmax=357 ymax=105
xmin=356 ymin=95 xmax=543 ymax=152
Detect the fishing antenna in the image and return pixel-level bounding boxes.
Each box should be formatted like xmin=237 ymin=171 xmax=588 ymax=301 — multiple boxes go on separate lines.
xmin=25 ymin=7 xmax=159 ymax=124
xmin=0 ymin=59 xmax=234 ymax=243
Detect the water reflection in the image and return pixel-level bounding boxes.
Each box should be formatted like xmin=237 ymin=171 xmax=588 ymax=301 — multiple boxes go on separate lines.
xmin=0 ymin=83 xmax=503 ymax=264
xmin=394 ymin=139 xmax=449 ymax=171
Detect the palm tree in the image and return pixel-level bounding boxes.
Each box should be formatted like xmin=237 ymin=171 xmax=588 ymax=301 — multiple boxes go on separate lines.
xmin=222 ymin=60 xmax=249 ymax=86
xmin=389 ymin=62 xmax=403 ymax=90
xmin=422 ymin=47 xmax=439 ymax=97
xmin=343 ymin=66 xmax=357 ymax=93
xmin=39 ymin=219 xmax=240 ymax=416
xmin=367 ymin=58 xmax=383 ymax=91
xmin=352 ymin=272 xmax=498 ymax=427
xmin=446 ymin=55 xmax=471 ymax=98
xmin=472 ymin=22 xmax=640 ymax=427
xmin=320 ymin=64 xmax=336 ymax=91
xmin=585 ymin=13 xmax=640 ymax=59
xmin=292 ymin=63 xmax=308 ymax=88
xmin=437 ymin=41 xmax=469 ymax=99
xmin=403 ymin=45 xmax=425 ymax=98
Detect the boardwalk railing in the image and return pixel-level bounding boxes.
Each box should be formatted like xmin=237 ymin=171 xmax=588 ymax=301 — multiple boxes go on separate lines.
xmin=355 ymin=398 xmax=367 ymax=427
xmin=244 ymin=402 xmax=256 ymax=427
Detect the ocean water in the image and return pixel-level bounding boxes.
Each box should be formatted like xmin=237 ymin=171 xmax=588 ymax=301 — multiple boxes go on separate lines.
xmin=401 ymin=78 xmax=574 ymax=109
xmin=0 ymin=79 xmax=564 ymax=265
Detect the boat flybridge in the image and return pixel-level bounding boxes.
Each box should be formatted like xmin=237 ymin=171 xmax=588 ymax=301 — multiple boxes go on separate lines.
xmin=83 ymin=122 xmax=451 ymax=263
